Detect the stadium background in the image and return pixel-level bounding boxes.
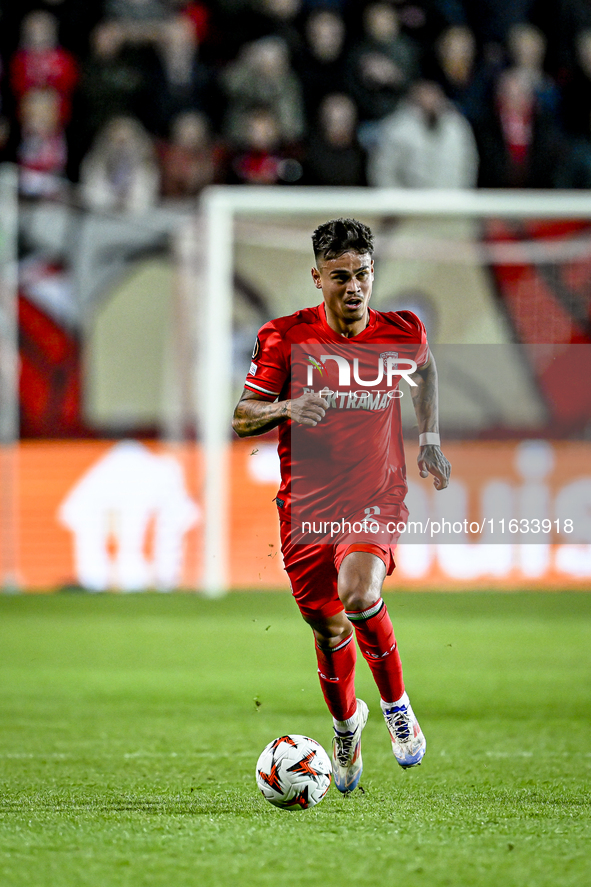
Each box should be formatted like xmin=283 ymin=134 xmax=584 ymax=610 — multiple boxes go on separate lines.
xmin=1 ymin=6 xmax=590 ymax=887
xmin=1 ymin=0 xmax=591 ymax=593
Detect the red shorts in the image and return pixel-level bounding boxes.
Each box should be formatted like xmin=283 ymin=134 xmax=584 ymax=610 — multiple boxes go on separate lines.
xmin=279 ymin=518 xmax=396 ymax=622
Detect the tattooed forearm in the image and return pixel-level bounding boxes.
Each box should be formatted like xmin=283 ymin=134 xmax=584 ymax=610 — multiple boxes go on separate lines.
xmin=410 ymin=357 xmax=440 ymax=433
xmin=232 ymin=389 xmax=329 ymax=436
xmin=411 ymin=356 xmax=451 ymax=489
xmin=232 ymin=394 xmax=290 ymax=437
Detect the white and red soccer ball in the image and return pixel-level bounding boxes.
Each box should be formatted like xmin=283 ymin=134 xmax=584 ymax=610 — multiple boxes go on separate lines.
xmin=255 ymin=734 xmax=332 ymax=809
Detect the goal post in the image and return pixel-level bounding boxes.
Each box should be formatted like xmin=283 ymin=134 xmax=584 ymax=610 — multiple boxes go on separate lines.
xmin=199 ymin=186 xmax=591 ymax=597
xmin=199 ymin=192 xmax=234 ymax=597
xmin=0 ymin=164 xmax=19 ymax=591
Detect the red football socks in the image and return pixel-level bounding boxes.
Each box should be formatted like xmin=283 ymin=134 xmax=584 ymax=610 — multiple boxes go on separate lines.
xmin=346 ymin=598 xmax=405 ymax=702
xmin=315 ymin=632 xmax=357 ymax=721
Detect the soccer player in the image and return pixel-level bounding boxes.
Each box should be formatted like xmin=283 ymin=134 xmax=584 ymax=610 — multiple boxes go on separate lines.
xmin=232 ymin=218 xmax=450 ymax=792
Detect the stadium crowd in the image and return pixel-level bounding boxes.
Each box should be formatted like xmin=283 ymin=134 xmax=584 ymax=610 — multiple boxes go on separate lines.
xmin=1 ymin=0 xmax=591 ymax=205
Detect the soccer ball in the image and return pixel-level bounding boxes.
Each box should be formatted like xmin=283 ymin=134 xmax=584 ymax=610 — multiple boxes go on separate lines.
xmin=255 ymin=734 xmax=332 ymax=809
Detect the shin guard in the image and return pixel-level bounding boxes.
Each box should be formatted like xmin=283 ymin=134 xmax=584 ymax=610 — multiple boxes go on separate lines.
xmin=315 ymin=632 xmax=357 ymax=721
xmin=346 ymin=598 xmax=404 ymax=703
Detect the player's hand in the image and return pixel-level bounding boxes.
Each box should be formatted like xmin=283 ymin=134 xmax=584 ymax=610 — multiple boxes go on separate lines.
xmin=288 ymin=392 xmax=329 ymax=426
xmin=418 ymin=445 xmax=451 ymax=490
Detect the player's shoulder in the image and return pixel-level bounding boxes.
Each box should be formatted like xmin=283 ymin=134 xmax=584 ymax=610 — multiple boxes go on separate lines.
xmin=258 ymin=306 xmax=322 ymax=339
xmin=372 ymin=309 xmax=426 ymax=340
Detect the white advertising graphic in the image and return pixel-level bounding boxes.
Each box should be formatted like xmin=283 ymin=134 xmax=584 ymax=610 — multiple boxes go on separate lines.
xmin=59 ymin=441 xmax=199 ymax=591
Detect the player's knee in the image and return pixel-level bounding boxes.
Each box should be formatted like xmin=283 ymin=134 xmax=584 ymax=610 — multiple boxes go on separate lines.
xmin=341 ymin=591 xmax=375 ymax=613
xmin=338 ymin=551 xmax=385 ymax=612
xmin=310 ymin=615 xmax=351 ymax=649
xmin=338 ymin=574 xmax=377 ymax=613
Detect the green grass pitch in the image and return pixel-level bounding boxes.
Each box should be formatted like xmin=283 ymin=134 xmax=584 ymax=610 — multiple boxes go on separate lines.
xmin=0 ymin=590 xmax=590 ymax=887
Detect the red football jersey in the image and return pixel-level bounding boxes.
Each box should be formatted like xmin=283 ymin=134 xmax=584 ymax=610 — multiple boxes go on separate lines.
xmin=244 ymin=303 xmax=429 ymax=535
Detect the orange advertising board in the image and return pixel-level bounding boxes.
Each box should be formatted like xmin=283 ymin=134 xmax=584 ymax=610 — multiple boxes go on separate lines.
xmin=7 ymin=440 xmax=202 ymax=591
xmin=2 ymin=439 xmax=591 ymax=591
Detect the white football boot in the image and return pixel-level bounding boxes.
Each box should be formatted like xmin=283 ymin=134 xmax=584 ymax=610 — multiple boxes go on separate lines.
xmin=331 ymin=698 xmax=369 ymax=793
xmin=381 ymin=692 xmax=426 ymax=769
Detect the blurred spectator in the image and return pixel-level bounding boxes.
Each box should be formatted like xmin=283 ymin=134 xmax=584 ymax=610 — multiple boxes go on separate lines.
xmin=228 ymin=104 xmax=303 ymax=184
xmin=221 ymin=36 xmax=305 ymax=144
xmin=0 ymin=1 xmax=104 ymax=59
xmin=303 ymin=93 xmax=367 ymax=185
xmin=167 ymin=0 xmax=213 ymax=65
xmin=4 ymin=0 xmax=587 ymax=199
xmin=212 ymin=0 xmax=302 ymax=61
xmin=170 ymin=1 xmax=212 ymax=45
xmin=249 ymin=0 xmax=303 ymax=55
xmin=561 ymin=28 xmax=591 ymax=138
xmin=556 ymin=29 xmax=591 ymax=187
xmin=543 ymin=0 xmax=591 ymax=76
xmin=158 ymin=110 xmax=223 ymax=197
xmin=463 ymin=0 xmax=539 ymax=55
xmin=255 ymin=0 xmax=302 ymax=19
xmin=102 ymin=0 xmax=172 ymax=61
xmin=374 ymin=0 xmax=448 ymax=53
xmin=430 ymin=25 xmax=488 ymax=126
xmin=72 ymin=21 xmax=151 ymax=173
xmin=507 ymin=23 xmax=560 ymax=115
xmin=105 ymin=0 xmax=168 ymax=22
xmin=10 ymin=11 xmax=78 ymax=124
xmin=346 ymin=3 xmax=419 ymax=124
xmin=80 ymin=115 xmax=160 ymax=212
xmin=295 ymin=9 xmax=347 ymax=120
xmin=145 ymin=14 xmax=213 ymax=135
xmin=367 ymin=79 xmax=478 ymax=187
xmin=475 ymin=67 xmax=561 ymax=188
xmin=17 ymin=87 xmax=67 ymax=197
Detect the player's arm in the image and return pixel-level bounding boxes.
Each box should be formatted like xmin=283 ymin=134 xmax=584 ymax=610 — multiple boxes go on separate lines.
xmin=409 ymin=354 xmax=451 ymax=491
xmin=232 ymin=389 xmax=328 ymax=438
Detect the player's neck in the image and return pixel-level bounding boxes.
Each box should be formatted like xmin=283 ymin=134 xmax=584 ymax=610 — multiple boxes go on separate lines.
xmin=324 ymin=305 xmax=370 ymax=338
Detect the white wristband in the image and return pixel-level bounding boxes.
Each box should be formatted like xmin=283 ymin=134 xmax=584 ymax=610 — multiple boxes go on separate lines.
xmin=419 ymin=432 xmax=440 ymax=447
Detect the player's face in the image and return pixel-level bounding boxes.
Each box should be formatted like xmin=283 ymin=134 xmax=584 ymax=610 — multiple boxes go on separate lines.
xmin=311 ymin=251 xmax=374 ymax=335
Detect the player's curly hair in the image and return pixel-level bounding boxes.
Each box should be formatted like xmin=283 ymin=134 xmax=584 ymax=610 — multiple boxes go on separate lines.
xmin=311 ymin=218 xmax=374 ymax=262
